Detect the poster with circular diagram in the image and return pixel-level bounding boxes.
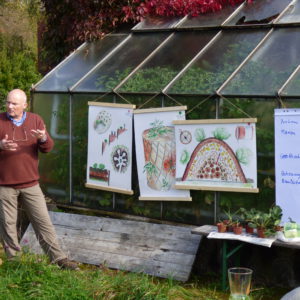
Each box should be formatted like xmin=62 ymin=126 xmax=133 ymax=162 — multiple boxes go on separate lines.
xmin=173 ymin=119 xmax=259 ymax=193
xmin=85 ymin=102 xmax=135 ymax=195
xmin=134 ymin=107 xmax=191 ymax=201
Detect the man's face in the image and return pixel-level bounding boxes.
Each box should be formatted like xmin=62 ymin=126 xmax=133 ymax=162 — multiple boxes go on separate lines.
xmin=6 ymin=93 xmax=27 ymax=120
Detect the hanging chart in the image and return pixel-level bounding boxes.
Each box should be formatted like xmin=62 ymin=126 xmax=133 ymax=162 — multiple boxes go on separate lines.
xmin=173 ymin=118 xmax=258 ymax=193
xmin=86 ymin=102 xmax=135 ymax=195
xmin=134 ymin=106 xmax=191 ymax=201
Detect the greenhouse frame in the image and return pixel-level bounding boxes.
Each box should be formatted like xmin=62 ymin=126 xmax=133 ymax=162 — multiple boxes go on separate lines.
xmin=32 ymin=0 xmax=300 ymax=225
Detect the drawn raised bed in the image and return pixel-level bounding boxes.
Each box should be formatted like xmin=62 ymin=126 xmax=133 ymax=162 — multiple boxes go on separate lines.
xmin=182 ymin=138 xmax=247 ymax=183
xmin=142 ymin=120 xmax=176 ymax=191
xmin=89 ymin=164 xmax=110 ymax=184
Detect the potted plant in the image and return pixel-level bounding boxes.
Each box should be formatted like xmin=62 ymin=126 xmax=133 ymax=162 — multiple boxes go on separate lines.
xmin=240 ymin=207 xmax=256 ymax=234
xmin=252 ymin=209 xmax=282 ymax=238
xmin=269 ymin=205 xmax=283 ymax=231
xmin=222 ymin=209 xmax=239 ymax=232
xmin=232 ymin=220 xmax=243 ymax=235
xmin=216 ymin=221 xmax=227 ymax=233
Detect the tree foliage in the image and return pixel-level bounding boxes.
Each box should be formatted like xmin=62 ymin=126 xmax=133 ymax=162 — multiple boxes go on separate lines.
xmin=0 ymin=1 xmax=41 ymax=109
xmin=0 ymin=36 xmax=41 ymax=110
xmin=40 ymin=0 xmax=245 ymax=72
xmin=134 ymin=0 xmax=244 ymax=17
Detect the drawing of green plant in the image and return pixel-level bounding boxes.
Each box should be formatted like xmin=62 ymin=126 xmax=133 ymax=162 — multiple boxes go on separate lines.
xmin=213 ymin=127 xmax=231 ymax=140
xmin=99 ymin=163 xmax=105 ymax=170
xmin=236 ymin=148 xmax=253 ymax=165
xmin=180 ymin=149 xmax=190 ymax=164
xmin=147 ymin=120 xmax=172 ymax=139
xmin=92 ymin=163 xmax=106 ymax=169
xmin=195 ymin=128 xmax=206 ymax=142
xmin=143 ymin=162 xmax=158 ymax=176
xmin=161 ymin=178 xmax=171 ymax=190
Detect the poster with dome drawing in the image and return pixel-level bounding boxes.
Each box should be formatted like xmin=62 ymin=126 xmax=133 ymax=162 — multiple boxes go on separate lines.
xmin=173 ymin=118 xmax=259 ymax=193
xmin=134 ymin=107 xmax=191 ymax=201
xmin=85 ymin=102 xmax=135 ymax=195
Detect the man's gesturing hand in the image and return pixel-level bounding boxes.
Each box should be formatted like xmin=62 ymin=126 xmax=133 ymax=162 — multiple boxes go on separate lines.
xmin=30 ymin=126 xmax=47 ymax=142
xmin=0 ymin=134 xmax=18 ymax=151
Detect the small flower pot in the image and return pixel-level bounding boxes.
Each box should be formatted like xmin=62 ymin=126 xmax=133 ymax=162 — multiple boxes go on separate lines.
xmin=257 ymin=227 xmax=266 ymax=238
xmin=274 ymin=225 xmax=283 ymax=232
xmin=233 ymin=225 xmax=243 ymax=235
xmin=217 ymin=222 xmax=227 ymax=233
xmin=245 ymin=224 xmax=254 ymax=234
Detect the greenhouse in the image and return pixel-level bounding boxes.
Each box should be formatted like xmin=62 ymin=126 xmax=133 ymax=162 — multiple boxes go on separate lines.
xmin=32 ymin=0 xmax=300 ymax=226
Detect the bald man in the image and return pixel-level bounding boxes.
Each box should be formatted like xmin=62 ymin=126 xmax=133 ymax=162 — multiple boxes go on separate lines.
xmin=0 ymin=89 xmax=78 ymax=270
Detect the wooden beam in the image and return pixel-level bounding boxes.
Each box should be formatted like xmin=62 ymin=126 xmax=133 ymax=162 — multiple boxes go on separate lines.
xmin=134 ymin=106 xmax=187 ymax=114
xmin=139 ymin=196 xmax=192 ymax=201
xmin=175 ymin=184 xmax=259 ymax=193
xmin=88 ymin=101 xmax=136 ymax=109
xmin=173 ymin=118 xmax=257 ymax=125
xmin=85 ymin=183 xmax=134 ymax=195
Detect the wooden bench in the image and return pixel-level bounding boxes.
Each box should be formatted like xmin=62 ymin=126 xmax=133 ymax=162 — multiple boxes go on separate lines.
xmin=192 ymin=225 xmax=300 ymax=290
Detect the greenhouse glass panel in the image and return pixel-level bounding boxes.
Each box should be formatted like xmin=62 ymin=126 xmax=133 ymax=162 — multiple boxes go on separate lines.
xmin=34 ymin=35 xmax=128 ymax=92
xmin=116 ymin=197 xmax=162 ymax=219
xmin=166 ymin=29 xmax=267 ymax=95
xmin=279 ymin=67 xmax=300 ymax=97
xmin=163 ymin=191 xmax=215 ymax=225
xmin=284 ymin=99 xmax=300 ymax=108
xmin=32 ymin=93 xmax=70 ymax=203
xmin=220 ymin=28 xmax=300 ymax=97
xmin=132 ymin=16 xmax=182 ymax=30
xmin=116 ymin=31 xmax=218 ymax=94
xmin=224 ymin=0 xmax=291 ymax=26
xmin=177 ymin=4 xmax=240 ymax=28
xmin=73 ymin=33 xmax=169 ymax=93
xmin=163 ymin=95 xmax=217 ymax=119
xmin=276 ymin=0 xmax=300 ymax=24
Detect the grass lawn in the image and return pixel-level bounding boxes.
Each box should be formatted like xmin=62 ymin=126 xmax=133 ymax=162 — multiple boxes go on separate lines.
xmin=0 ymin=250 xmax=289 ymax=300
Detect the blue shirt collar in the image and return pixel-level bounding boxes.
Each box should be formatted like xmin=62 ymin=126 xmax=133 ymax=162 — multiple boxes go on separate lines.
xmin=7 ymin=111 xmax=27 ymax=127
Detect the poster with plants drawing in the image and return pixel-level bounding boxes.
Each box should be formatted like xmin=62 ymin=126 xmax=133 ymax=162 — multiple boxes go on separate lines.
xmin=173 ymin=119 xmax=258 ymax=193
xmin=85 ymin=102 xmax=135 ymax=195
xmin=134 ymin=107 xmax=191 ymax=201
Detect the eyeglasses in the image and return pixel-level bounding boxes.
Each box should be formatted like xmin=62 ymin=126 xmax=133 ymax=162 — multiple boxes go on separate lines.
xmin=12 ymin=126 xmax=28 ymax=142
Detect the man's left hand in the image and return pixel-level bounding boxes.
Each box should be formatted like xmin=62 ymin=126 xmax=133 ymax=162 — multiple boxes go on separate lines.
xmin=30 ymin=126 xmax=47 ymax=142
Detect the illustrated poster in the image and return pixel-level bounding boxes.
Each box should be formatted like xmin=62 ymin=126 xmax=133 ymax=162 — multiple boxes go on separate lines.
xmin=86 ymin=102 xmax=135 ymax=195
xmin=173 ymin=119 xmax=258 ymax=193
xmin=134 ymin=107 xmax=191 ymax=201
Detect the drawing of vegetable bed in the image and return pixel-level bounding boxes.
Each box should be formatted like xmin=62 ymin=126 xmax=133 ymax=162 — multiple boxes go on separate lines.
xmin=143 ymin=121 xmax=176 ymax=191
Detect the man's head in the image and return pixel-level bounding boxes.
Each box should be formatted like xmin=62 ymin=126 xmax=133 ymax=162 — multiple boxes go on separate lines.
xmin=6 ymin=89 xmax=28 ymax=120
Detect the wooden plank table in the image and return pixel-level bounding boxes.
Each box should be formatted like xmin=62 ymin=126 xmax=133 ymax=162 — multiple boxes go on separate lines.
xmin=192 ymin=225 xmax=300 ymax=290
xmin=21 ymin=211 xmax=203 ymax=282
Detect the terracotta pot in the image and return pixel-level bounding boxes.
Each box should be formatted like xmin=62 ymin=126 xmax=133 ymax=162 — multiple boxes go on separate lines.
xmin=257 ymin=227 xmax=266 ymax=238
xmin=274 ymin=225 xmax=283 ymax=232
xmin=217 ymin=222 xmax=227 ymax=233
xmin=233 ymin=225 xmax=243 ymax=235
xmin=245 ymin=224 xmax=254 ymax=234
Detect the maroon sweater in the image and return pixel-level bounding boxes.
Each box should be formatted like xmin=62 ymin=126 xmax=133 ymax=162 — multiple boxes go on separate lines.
xmin=0 ymin=112 xmax=54 ymax=188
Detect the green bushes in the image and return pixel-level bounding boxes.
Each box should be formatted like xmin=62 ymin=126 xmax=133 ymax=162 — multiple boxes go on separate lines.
xmin=0 ymin=35 xmax=41 ymax=110
xmin=0 ymin=0 xmax=42 ymax=109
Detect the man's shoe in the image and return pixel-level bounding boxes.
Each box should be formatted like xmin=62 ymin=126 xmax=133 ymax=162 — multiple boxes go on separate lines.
xmin=56 ymin=258 xmax=80 ymax=270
